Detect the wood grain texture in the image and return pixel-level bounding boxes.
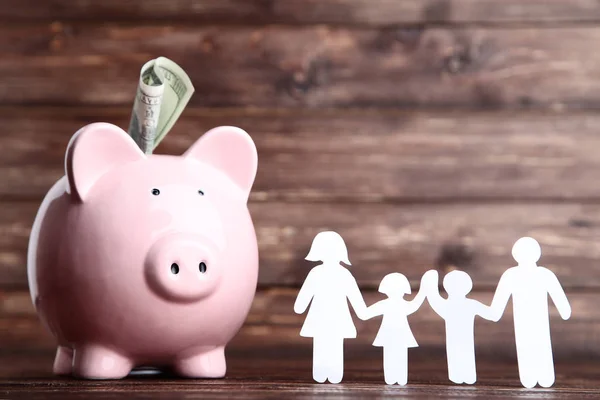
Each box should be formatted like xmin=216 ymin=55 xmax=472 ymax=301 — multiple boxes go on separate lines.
xmin=5 ymin=201 xmax=600 ymax=289
xmin=2 ymin=0 xmax=600 ymax=25
xmin=3 ymin=107 xmax=600 ymax=202
xmin=3 ymin=25 xmax=600 ymax=108
xmin=0 ymin=363 xmax=599 ymax=399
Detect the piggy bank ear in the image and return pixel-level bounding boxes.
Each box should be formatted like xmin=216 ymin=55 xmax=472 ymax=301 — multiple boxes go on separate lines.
xmin=184 ymin=126 xmax=258 ymax=197
xmin=65 ymin=123 xmax=145 ymax=202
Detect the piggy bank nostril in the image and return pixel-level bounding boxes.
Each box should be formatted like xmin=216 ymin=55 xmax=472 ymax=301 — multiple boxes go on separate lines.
xmin=199 ymin=262 xmax=207 ymax=273
xmin=171 ymin=263 xmax=180 ymax=274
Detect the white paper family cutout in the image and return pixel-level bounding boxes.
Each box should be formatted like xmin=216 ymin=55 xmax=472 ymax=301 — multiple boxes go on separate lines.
xmin=489 ymin=236 xmax=571 ymax=388
xmin=293 ymin=231 xmax=367 ymax=384
xmin=361 ymin=272 xmax=429 ymax=385
xmin=294 ymin=232 xmax=571 ymax=388
xmin=425 ymin=269 xmax=499 ymax=385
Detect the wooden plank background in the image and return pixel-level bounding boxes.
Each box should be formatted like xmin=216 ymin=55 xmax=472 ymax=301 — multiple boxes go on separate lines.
xmin=0 ymin=0 xmax=599 ymax=382
xmin=3 ymin=0 xmax=600 ymax=24
xmin=4 ymin=24 xmax=600 ymax=108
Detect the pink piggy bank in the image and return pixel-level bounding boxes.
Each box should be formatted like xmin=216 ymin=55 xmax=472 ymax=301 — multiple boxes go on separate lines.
xmin=27 ymin=123 xmax=259 ymax=379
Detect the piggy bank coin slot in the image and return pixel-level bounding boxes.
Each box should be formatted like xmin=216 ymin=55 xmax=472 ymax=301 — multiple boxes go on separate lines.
xmin=199 ymin=262 xmax=207 ymax=273
xmin=171 ymin=263 xmax=180 ymax=274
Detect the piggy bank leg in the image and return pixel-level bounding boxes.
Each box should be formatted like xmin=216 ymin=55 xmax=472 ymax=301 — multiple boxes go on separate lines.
xmin=53 ymin=346 xmax=74 ymax=375
xmin=73 ymin=345 xmax=133 ymax=379
xmin=174 ymin=346 xmax=226 ymax=378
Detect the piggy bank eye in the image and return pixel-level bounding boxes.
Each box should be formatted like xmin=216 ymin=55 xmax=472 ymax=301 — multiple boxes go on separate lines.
xmin=198 ymin=189 xmax=205 ymax=196
xmin=151 ymin=188 xmax=160 ymax=196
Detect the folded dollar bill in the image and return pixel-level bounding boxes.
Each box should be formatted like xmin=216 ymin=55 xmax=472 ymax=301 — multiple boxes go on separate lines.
xmin=128 ymin=57 xmax=195 ymax=154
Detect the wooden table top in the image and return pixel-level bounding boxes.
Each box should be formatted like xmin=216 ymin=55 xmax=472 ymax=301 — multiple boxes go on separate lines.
xmin=0 ymin=344 xmax=597 ymax=399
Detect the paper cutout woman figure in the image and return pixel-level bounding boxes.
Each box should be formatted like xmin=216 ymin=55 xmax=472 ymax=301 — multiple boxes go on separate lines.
xmin=424 ymin=269 xmax=499 ymax=385
xmin=293 ymin=231 xmax=367 ymax=384
xmin=490 ymin=237 xmax=571 ymax=388
xmin=360 ymin=272 xmax=429 ymax=385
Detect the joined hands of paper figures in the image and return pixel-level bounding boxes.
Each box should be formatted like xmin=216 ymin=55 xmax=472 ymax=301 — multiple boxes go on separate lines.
xmin=295 ymin=234 xmax=570 ymax=388
xmin=420 ymin=237 xmax=570 ymax=389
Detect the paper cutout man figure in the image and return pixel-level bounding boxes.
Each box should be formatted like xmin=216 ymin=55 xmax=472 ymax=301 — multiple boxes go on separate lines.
xmin=424 ymin=269 xmax=499 ymax=384
xmin=294 ymin=231 xmax=367 ymax=384
xmin=490 ymin=237 xmax=571 ymax=388
xmin=360 ymin=272 xmax=429 ymax=385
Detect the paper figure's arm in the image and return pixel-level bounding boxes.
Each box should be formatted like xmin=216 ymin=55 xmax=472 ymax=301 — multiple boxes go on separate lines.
xmin=489 ymin=270 xmax=513 ymax=321
xmin=407 ymin=270 xmax=437 ymax=315
xmin=419 ymin=270 xmax=446 ymax=318
xmin=474 ymin=301 xmax=500 ymax=322
xmin=544 ymin=268 xmax=572 ymax=320
xmin=293 ymin=269 xmax=316 ymax=314
xmin=407 ymin=284 xmax=427 ymax=315
xmin=362 ymin=300 xmax=386 ymax=320
xmin=347 ymin=274 xmax=369 ymax=320
xmin=426 ymin=287 xmax=447 ymax=319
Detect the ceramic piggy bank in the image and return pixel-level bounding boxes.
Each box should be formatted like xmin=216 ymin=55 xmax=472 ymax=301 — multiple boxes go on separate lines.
xmin=27 ymin=123 xmax=259 ymax=379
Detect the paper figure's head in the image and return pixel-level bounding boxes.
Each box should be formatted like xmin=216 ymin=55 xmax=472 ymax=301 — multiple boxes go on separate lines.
xmin=305 ymin=231 xmax=351 ymax=265
xmin=512 ymin=237 xmax=541 ymax=266
xmin=378 ymin=273 xmax=411 ymax=296
xmin=443 ymin=270 xmax=472 ymax=297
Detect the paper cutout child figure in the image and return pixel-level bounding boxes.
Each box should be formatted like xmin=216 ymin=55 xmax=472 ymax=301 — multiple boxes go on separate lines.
xmin=360 ymin=272 xmax=429 ymax=385
xmin=424 ymin=269 xmax=499 ymax=385
xmin=490 ymin=237 xmax=571 ymax=389
xmin=294 ymin=231 xmax=367 ymax=384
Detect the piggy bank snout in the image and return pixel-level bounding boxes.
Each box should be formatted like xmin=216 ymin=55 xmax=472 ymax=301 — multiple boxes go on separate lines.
xmin=145 ymin=234 xmax=221 ymax=303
